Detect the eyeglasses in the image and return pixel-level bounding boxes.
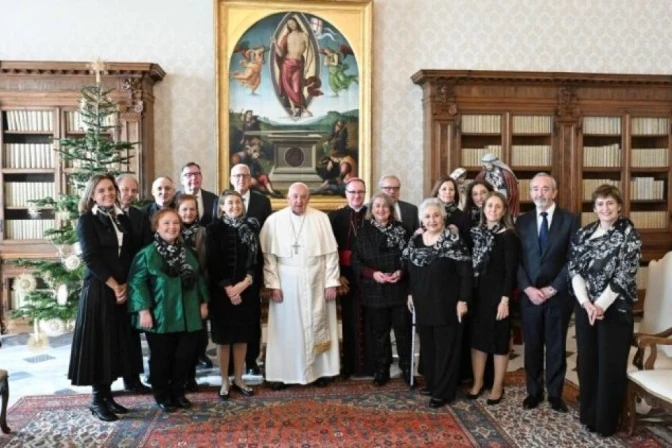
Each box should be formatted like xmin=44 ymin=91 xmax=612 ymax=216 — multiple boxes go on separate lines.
xmin=231 ymin=174 xmax=250 ymax=179
xmin=182 ymin=172 xmax=202 ymax=178
xmin=346 ymin=190 xmax=366 ymax=195
xmin=381 ymin=186 xmax=400 ymax=191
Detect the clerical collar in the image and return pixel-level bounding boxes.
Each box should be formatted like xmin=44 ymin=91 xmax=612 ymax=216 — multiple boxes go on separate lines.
xmin=350 ymin=205 xmax=364 ymax=213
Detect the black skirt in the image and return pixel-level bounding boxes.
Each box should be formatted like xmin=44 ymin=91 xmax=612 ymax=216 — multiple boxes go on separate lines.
xmin=68 ymin=277 xmax=143 ymax=386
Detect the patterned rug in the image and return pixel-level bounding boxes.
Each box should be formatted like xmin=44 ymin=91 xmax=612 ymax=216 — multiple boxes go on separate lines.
xmin=0 ymin=371 xmax=666 ymax=447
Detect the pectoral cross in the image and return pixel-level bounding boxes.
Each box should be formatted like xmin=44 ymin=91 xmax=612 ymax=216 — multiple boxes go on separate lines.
xmin=292 ymin=241 xmax=301 ymax=254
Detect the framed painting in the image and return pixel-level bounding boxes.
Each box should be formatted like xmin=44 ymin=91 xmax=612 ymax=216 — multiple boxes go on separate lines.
xmin=215 ymin=0 xmax=373 ymax=210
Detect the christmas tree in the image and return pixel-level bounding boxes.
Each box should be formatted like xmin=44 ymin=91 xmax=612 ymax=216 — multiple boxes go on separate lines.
xmin=12 ymin=61 xmax=136 ymax=331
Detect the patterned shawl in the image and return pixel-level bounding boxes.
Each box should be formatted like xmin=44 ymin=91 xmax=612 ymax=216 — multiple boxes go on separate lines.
xmin=402 ymin=228 xmax=470 ymax=267
xmin=470 ymin=223 xmax=504 ymax=277
xmin=371 ymin=219 xmax=407 ymax=252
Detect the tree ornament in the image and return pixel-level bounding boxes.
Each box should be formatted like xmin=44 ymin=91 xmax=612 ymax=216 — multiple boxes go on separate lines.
xmin=27 ymin=202 xmax=41 ymax=219
xmin=13 ymin=273 xmax=37 ymax=294
xmin=63 ymin=254 xmax=81 ymax=271
xmin=56 ymin=284 xmax=69 ymax=306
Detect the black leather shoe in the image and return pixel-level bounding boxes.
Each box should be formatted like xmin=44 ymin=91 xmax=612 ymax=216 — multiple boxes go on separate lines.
xmin=549 ymin=397 xmax=568 ymax=413
xmin=103 ymin=396 xmax=129 ymax=414
xmin=123 ymin=379 xmax=151 ymax=394
xmin=429 ymin=397 xmax=448 ymax=408
xmin=270 ymin=381 xmax=288 ymax=391
xmin=232 ymin=382 xmax=254 ymax=396
xmin=486 ymin=389 xmax=505 ymax=406
xmin=157 ymin=400 xmax=178 ymax=413
xmin=419 ymin=387 xmax=431 ymax=396
xmin=522 ymin=394 xmax=543 ymax=409
xmin=314 ymin=377 xmax=330 ymax=387
xmin=465 ymin=385 xmax=484 ymax=400
xmin=90 ymin=402 xmax=118 ymax=422
xmin=372 ymin=373 xmax=389 ymax=387
xmin=197 ymin=356 xmax=213 ymax=369
xmin=246 ymin=363 xmax=262 ymax=375
xmin=174 ymin=395 xmax=192 ymax=409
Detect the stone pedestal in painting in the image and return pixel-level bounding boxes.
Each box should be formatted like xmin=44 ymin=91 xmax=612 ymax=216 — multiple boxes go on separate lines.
xmin=267 ymin=132 xmax=324 ymax=189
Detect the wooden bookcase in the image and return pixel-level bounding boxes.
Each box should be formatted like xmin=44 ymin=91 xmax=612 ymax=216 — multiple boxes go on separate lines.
xmin=412 ymin=70 xmax=672 ymax=312
xmin=0 ymin=61 xmax=165 ymax=328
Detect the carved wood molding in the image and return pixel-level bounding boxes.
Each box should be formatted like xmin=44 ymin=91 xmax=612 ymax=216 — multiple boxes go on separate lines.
xmin=556 ymin=86 xmax=581 ymax=123
xmin=121 ymin=78 xmax=144 ymax=115
xmin=412 ymin=69 xmax=672 ymax=87
xmin=0 ymin=61 xmax=165 ymax=83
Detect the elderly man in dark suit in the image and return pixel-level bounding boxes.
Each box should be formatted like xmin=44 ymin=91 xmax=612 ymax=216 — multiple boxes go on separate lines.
xmin=378 ymin=175 xmax=419 ymax=235
xmin=115 ymin=173 xmax=152 ymax=393
xmin=230 ymin=163 xmax=272 ymax=375
xmin=144 ymin=176 xmax=176 ymax=218
xmin=176 ymin=162 xmax=219 ymax=226
xmin=516 ymin=173 xmax=579 ymax=413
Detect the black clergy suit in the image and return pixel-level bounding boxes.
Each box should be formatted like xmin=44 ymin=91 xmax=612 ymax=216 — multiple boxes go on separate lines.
xmin=516 ymin=205 xmax=579 ymax=401
xmin=329 ymin=205 xmax=375 ymax=376
xmin=126 ymin=206 xmax=152 ymax=253
xmin=243 ymin=189 xmax=272 ymax=369
xmin=176 ymin=188 xmax=219 ymax=226
xmin=397 ymin=200 xmax=419 ymax=235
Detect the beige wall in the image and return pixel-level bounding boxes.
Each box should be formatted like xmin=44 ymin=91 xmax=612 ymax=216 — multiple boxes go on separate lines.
xmin=3 ymin=0 xmax=672 ymax=202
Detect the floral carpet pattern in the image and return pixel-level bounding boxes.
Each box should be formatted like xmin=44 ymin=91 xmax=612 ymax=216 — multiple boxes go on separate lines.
xmin=0 ymin=372 xmax=666 ymax=447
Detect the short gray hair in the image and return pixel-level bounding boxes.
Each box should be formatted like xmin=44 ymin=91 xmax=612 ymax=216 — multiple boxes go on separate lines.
xmin=115 ymin=173 xmax=138 ymax=186
xmin=530 ymin=172 xmax=557 ymax=191
xmin=417 ymin=197 xmax=446 ymax=221
xmin=378 ymin=174 xmax=401 ymax=189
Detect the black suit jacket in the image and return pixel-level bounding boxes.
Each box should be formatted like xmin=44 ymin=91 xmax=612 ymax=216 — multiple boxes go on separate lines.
xmin=246 ymin=190 xmax=272 ymax=228
xmin=126 ymin=206 xmax=152 ymax=254
xmin=397 ymin=200 xmax=419 ymax=235
xmin=77 ymin=210 xmax=134 ymax=284
xmin=176 ymin=188 xmax=219 ymax=226
xmin=516 ymin=206 xmax=580 ymax=303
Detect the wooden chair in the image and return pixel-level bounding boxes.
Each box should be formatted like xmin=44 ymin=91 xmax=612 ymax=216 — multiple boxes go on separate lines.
xmin=626 ymin=326 xmax=672 ymax=435
xmin=0 ymin=369 xmax=9 ymax=434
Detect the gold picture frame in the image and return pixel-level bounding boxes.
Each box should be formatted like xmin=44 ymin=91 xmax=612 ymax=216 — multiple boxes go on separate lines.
xmin=215 ymin=0 xmax=372 ymax=210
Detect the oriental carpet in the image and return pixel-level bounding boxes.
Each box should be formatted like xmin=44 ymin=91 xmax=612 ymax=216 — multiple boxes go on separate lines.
xmin=0 ymin=371 xmax=666 ymax=447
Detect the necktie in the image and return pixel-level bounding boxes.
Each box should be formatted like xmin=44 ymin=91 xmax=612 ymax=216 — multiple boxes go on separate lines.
xmin=539 ymin=211 xmax=549 ymax=252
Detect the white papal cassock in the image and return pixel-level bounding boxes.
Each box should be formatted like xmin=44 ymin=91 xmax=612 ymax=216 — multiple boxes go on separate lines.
xmin=260 ymin=206 xmax=341 ymax=384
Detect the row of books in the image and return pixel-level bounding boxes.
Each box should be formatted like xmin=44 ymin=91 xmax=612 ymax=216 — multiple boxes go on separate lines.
xmin=583 ymin=144 xmax=622 ymax=167
xmin=631 ymin=117 xmax=669 ymax=136
xmin=460 ymin=146 xmax=503 ymax=166
xmin=580 ymin=211 xmax=668 ymax=229
xmin=3 ymin=144 xmax=55 ymax=169
xmin=5 ymin=219 xmax=55 ymax=240
xmin=512 ymin=115 xmax=553 ymax=134
xmin=9 ymin=290 xmax=26 ymax=311
xmin=511 ymin=145 xmax=552 ymax=166
xmin=65 ymin=110 xmax=116 ymax=133
xmin=3 ymin=110 xmax=53 ymax=132
xmin=631 ymin=149 xmax=669 ymax=168
xmin=583 ymin=116 xmax=622 ymax=135
xmin=4 ymin=182 xmax=55 ymax=207
xmin=581 ymin=179 xmax=622 ymax=200
xmin=630 ymin=177 xmax=666 ymax=200
xmin=461 ymin=115 xmax=501 ymax=134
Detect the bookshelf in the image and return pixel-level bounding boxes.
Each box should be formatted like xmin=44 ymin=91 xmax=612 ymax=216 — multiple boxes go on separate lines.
xmin=0 ymin=60 xmax=165 ymax=326
xmin=412 ymin=70 xmax=672 ymax=313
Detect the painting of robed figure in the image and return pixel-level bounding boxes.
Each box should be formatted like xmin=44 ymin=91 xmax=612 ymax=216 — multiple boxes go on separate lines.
xmin=218 ymin=0 xmax=372 ymax=210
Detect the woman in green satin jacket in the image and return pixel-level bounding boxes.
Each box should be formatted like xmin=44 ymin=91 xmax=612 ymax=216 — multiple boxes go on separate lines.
xmin=128 ymin=207 xmax=209 ymax=412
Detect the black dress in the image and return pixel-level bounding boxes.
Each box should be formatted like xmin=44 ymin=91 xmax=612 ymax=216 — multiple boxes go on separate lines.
xmin=68 ymin=210 xmax=142 ymax=386
xmin=206 ymin=218 xmax=258 ymax=344
xmin=470 ymin=229 xmax=519 ymax=355
xmin=404 ymin=232 xmax=472 ymax=402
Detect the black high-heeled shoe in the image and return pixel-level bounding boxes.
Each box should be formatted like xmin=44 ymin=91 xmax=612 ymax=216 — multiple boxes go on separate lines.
xmin=486 ymin=389 xmax=505 ymax=406
xmin=465 ymin=385 xmax=484 ymax=400
xmin=231 ymin=381 xmax=254 ymax=397
xmin=219 ymin=384 xmax=230 ymax=401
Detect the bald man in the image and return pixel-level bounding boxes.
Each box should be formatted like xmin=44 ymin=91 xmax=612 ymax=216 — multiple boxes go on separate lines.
xmin=260 ymin=183 xmax=341 ymax=390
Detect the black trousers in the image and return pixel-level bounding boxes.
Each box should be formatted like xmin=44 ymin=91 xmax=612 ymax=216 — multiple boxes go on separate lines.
xmin=520 ymin=295 xmax=573 ymax=399
xmin=196 ymin=321 xmax=209 ymax=358
xmin=368 ymin=305 xmax=411 ymax=374
xmin=575 ymin=302 xmax=633 ymax=436
xmin=418 ymin=324 xmax=462 ymax=402
xmin=145 ymin=331 xmax=200 ymax=402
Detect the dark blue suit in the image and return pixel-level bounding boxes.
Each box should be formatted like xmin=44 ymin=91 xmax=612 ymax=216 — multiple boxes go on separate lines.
xmin=516 ymin=206 xmax=579 ymax=400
